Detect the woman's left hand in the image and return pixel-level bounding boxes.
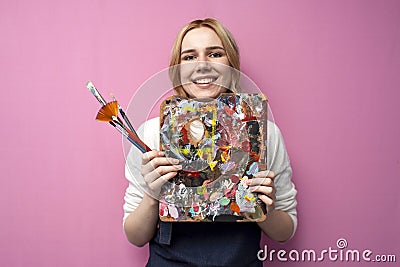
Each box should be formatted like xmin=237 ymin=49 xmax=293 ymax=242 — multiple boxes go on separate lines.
xmin=247 ymin=170 xmax=276 ymax=213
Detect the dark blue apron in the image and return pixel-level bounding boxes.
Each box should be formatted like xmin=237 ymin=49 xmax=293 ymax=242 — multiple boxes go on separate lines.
xmin=146 ymin=221 xmax=262 ymax=266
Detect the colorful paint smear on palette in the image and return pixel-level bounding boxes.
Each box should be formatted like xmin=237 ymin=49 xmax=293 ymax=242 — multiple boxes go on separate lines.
xmin=159 ymin=93 xmax=268 ymax=222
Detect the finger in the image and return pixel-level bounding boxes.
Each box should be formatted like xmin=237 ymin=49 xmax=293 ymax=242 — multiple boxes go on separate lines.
xmin=147 ymin=157 xmax=180 ymax=170
xmin=149 ymin=171 xmax=179 ymax=194
xmin=247 ymin=177 xmax=273 ymax=186
xmin=258 ymin=194 xmax=274 ymax=206
xmin=142 ymin=156 xmax=180 ymax=176
xmin=142 ymin=150 xmax=164 ymax=165
xmin=144 ymin=164 xmax=182 ymax=184
xmin=253 ymin=170 xmax=275 ymax=179
xmin=250 ymin=185 xmax=274 ymax=195
xmin=151 ymin=156 xmax=181 ymax=167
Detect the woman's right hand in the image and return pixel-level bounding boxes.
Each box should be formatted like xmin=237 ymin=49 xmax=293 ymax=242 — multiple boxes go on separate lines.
xmin=125 ymin=150 xmax=181 ymax=246
xmin=141 ymin=150 xmax=182 ymax=198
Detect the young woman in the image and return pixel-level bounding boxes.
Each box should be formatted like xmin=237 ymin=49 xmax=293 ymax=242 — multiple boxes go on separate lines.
xmin=123 ymin=18 xmax=297 ymax=266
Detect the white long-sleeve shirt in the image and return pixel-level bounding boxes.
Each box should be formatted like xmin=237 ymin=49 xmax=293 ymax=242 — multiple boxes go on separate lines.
xmin=123 ymin=117 xmax=298 ymax=235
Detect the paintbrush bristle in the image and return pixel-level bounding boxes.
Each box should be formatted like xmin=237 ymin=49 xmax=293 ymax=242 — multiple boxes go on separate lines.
xmin=96 ymin=101 xmax=119 ymax=122
xmin=110 ymin=93 xmax=117 ymax=102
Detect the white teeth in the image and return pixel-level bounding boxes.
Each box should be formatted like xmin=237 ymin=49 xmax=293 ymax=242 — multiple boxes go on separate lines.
xmin=194 ymin=78 xmax=214 ymax=84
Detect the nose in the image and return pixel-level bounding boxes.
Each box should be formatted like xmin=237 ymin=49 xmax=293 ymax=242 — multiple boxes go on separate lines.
xmin=194 ymin=60 xmax=212 ymax=73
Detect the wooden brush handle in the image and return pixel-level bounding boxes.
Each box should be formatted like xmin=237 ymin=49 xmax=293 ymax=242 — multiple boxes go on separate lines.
xmin=126 ymin=129 xmax=152 ymax=152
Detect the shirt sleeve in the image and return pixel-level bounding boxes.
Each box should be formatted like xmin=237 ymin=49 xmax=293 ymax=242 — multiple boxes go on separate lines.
xmin=122 ymin=117 xmax=160 ymax=225
xmin=267 ymin=121 xmax=298 ymax=238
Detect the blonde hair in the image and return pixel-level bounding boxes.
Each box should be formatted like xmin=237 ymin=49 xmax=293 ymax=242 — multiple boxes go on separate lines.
xmin=169 ymin=18 xmax=241 ymax=97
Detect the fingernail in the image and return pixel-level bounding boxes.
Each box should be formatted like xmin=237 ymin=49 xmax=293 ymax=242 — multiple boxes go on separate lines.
xmin=176 ymin=165 xmax=182 ymax=169
xmin=172 ymin=159 xmax=180 ymax=164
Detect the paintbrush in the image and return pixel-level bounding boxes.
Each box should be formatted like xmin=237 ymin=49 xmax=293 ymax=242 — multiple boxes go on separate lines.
xmin=86 ymin=81 xmax=120 ymax=135
xmin=110 ymin=93 xmax=138 ymax=136
xmin=95 ymin=101 xmax=151 ymax=152
xmin=86 ymin=81 xmax=151 ymax=153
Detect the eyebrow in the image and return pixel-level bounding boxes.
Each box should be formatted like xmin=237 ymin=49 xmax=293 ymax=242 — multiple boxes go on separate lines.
xmin=181 ymin=46 xmax=225 ymax=55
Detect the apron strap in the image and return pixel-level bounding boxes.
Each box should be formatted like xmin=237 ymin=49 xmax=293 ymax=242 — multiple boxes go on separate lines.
xmin=158 ymin=221 xmax=173 ymax=245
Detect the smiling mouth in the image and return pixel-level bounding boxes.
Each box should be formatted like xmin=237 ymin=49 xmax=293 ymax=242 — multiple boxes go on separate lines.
xmin=192 ymin=77 xmax=218 ymax=85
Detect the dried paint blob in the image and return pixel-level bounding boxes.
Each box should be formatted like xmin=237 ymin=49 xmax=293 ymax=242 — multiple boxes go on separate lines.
xmin=159 ymin=202 xmax=168 ymax=217
xmin=230 ymin=202 xmax=240 ymax=213
xmin=197 ymin=186 xmax=207 ymax=195
xmin=224 ymin=186 xmax=237 ymax=198
xmin=246 ymin=162 xmax=259 ymax=176
xmin=168 ymin=204 xmax=179 ymax=219
xmin=230 ymin=174 xmax=240 ymax=183
xmin=220 ymin=161 xmax=235 ymax=174
xmin=209 ymin=191 xmax=223 ymax=202
xmin=187 ymin=118 xmax=205 ymax=145
xmin=219 ymin=197 xmax=230 ymax=206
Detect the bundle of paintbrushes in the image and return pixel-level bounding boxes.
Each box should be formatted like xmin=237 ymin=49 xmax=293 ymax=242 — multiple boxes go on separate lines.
xmin=86 ymin=81 xmax=151 ymax=153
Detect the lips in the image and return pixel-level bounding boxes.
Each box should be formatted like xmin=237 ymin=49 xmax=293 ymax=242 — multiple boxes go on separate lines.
xmin=192 ymin=76 xmax=218 ymax=85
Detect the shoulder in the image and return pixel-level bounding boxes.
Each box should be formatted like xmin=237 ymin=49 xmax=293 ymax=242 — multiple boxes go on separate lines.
xmin=267 ymin=120 xmax=284 ymax=143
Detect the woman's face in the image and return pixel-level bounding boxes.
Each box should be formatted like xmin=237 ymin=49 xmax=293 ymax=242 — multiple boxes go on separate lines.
xmin=179 ymin=27 xmax=232 ymax=99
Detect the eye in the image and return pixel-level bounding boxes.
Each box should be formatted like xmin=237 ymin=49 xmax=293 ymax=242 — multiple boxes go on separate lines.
xmin=209 ymin=52 xmax=222 ymax=58
xmin=182 ymin=55 xmax=196 ymax=61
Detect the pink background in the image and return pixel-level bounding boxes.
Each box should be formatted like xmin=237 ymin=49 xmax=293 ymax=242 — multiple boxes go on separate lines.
xmin=1 ymin=0 xmax=399 ymax=266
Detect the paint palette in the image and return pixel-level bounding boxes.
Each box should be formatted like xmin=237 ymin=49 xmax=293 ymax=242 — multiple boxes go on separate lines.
xmin=159 ymin=93 xmax=268 ymax=222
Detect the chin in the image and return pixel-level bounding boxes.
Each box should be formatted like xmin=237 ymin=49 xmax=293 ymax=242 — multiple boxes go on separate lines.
xmin=192 ymin=92 xmax=221 ymax=99
xmin=185 ymin=84 xmax=227 ymax=99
